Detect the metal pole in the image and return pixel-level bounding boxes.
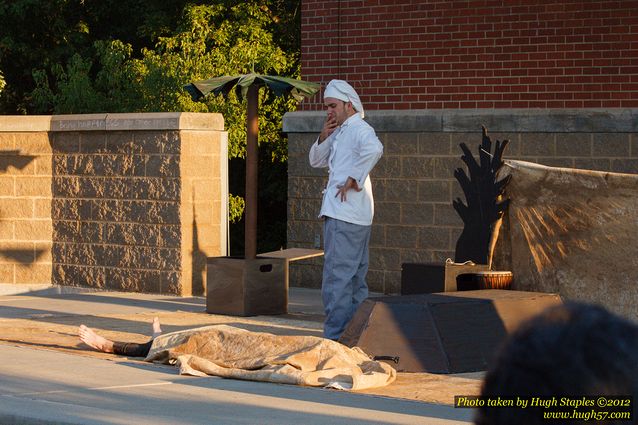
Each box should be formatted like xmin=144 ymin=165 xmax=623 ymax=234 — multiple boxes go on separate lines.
xmin=244 ymin=84 xmax=259 ymax=259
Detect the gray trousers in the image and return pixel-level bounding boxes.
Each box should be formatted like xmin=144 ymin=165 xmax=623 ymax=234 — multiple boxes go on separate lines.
xmin=322 ymin=217 xmax=372 ymax=340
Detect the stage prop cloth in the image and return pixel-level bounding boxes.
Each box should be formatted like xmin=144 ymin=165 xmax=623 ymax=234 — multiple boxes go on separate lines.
xmin=493 ymin=160 xmax=638 ymax=322
xmin=145 ymin=325 xmax=396 ymax=390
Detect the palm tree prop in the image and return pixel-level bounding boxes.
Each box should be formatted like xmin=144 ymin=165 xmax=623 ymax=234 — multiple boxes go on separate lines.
xmin=185 ymin=73 xmax=319 ymax=259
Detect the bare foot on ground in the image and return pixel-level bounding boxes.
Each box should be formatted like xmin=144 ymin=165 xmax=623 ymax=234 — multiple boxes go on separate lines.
xmin=152 ymin=317 xmax=162 ymax=338
xmin=78 ymin=318 xmax=161 ymax=353
xmin=78 ymin=325 xmax=114 ymax=353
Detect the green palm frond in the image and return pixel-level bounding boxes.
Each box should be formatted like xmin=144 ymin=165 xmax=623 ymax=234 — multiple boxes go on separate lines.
xmin=184 ymin=73 xmax=319 ymax=102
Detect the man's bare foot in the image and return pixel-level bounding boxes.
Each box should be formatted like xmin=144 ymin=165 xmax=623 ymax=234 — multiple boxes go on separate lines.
xmin=78 ymin=325 xmax=114 ymax=353
xmin=152 ymin=317 xmax=162 ymax=338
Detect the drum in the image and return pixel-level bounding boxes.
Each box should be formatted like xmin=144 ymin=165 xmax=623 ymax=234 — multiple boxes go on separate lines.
xmin=474 ymin=271 xmax=513 ymax=289
xmin=456 ymin=271 xmax=513 ymax=291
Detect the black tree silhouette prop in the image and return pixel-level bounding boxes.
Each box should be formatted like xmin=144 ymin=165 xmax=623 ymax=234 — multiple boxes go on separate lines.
xmin=453 ymin=127 xmax=511 ymax=265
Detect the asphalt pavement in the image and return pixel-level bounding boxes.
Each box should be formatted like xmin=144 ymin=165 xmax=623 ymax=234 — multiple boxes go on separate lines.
xmin=0 ymin=286 xmax=478 ymax=425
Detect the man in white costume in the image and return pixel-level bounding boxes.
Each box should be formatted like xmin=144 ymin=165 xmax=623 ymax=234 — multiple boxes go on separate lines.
xmin=309 ymin=80 xmax=383 ymax=340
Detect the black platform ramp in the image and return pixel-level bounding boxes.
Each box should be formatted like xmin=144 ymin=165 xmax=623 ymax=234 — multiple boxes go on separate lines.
xmin=339 ymin=290 xmax=561 ymax=373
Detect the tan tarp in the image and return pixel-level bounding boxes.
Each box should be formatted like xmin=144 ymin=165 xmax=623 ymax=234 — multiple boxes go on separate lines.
xmin=493 ymin=160 xmax=638 ymax=322
xmin=145 ymin=325 xmax=396 ymax=390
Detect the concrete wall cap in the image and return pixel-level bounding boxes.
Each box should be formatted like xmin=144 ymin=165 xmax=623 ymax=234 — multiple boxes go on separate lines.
xmin=284 ymin=108 xmax=638 ymax=133
xmin=0 ymin=115 xmax=52 ymax=132
xmin=0 ymin=113 xmax=224 ymax=133
xmin=103 ymin=112 xmax=224 ymax=131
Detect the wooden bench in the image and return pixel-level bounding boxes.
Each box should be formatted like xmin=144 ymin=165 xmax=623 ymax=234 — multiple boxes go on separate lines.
xmin=206 ymin=248 xmax=323 ymax=316
xmin=258 ymin=247 xmax=324 ymax=262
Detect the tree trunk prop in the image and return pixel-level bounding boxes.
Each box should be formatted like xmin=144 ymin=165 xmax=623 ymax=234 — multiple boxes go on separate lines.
xmin=244 ymin=85 xmax=259 ymax=259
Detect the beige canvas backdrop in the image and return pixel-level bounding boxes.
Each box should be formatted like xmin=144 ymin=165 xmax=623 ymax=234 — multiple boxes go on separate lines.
xmin=493 ymin=160 xmax=638 ymax=322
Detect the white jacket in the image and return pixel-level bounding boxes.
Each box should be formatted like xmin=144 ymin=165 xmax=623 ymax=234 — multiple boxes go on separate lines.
xmin=308 ymin=114 xmax=383 ymax=226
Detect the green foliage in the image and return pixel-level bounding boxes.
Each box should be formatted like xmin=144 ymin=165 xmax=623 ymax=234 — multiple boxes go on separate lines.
xmin=138 ymin=3 xmax=299 ymax=162
xmin=31 ymin=55 xmax=103 ymax=113
xmin=29 ymin=2 xmax=299 ymax=161
xmin=228 ymin=194 xmax=245 ymax=224
xmin=7 ymin=1 xmax=303 ymax=251
xmin=0 ymin=0 xmax=196 ymax=113
xmin=29 ymin=40 xmax=147 ymax=114
xmin=0 ymin=0 xmax=90 ymax=113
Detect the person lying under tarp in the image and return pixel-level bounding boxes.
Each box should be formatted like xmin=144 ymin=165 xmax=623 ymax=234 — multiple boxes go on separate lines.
xmin=78 ymin=319 xmax=396 ymax=391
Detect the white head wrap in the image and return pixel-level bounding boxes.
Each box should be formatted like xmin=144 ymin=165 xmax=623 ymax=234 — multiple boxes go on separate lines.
xmin=324 ymin=79 xmax=364 ymax=118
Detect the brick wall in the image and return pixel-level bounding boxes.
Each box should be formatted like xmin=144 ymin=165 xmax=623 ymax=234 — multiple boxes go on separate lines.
xmin=0 ymin=113 xmax=227 ymax=296
xmin=301 ymin=0 xmax=638 ymax=110
xmin=284 ymin=109 xmax=638 ymax=294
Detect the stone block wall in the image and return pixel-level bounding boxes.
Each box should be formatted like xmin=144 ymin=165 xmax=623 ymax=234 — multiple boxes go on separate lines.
xmin=284 ymin=108 xmax=638 ymax=294
xmin=0 ymin=116 xmax=54 ymax=292
xmin=0 ymin=113 xmax=227 ymax=296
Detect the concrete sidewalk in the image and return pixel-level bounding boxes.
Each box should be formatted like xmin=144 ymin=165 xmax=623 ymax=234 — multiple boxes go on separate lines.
xmin=0 ymin=287 xmax=480 ymax=424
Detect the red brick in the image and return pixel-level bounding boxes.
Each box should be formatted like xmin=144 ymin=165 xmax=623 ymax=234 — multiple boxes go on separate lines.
xmin=301 ymin=0 xmax=638 ymax=110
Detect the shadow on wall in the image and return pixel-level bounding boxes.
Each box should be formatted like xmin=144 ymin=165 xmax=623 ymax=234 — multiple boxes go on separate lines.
xmin=0 ymin=150 xmax=44 ymax=265
xmin=0 ymin=150 xmax=35 ymax=172
xmin=191 ymin=195 xmax=206 ymax=296
xmin=1 ymin=249 xmax=47 ymax=263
